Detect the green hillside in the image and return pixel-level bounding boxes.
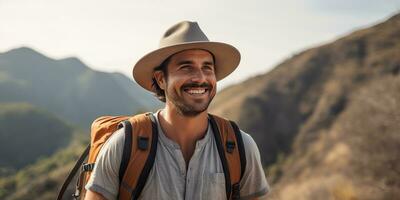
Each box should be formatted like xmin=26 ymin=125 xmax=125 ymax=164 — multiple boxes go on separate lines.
xmin=0 ymin=48 xmax=162 ymax=128
xmin=0 ymin=133 xmax=87 ymax=200
xmin=0 ymin=103 xmax=73 ymax=172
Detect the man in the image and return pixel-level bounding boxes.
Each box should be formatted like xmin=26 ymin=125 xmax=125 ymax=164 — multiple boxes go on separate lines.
xmin=85 ymin=21 xmax=269 ymax=200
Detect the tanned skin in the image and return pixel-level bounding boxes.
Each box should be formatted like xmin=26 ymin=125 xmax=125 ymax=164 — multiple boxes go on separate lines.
xmin=154 ymin=49 xmax=217 ymax=166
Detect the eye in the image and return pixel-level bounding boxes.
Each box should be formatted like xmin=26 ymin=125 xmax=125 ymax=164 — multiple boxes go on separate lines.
xmin=179 ymin=65 xmax=191 ymax=70
xmin=203 ymin=65 xmax=214 ymax=71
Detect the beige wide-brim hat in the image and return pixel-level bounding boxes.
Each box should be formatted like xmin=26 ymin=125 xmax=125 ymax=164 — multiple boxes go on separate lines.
xmin=133 ymin=21 xmax=241 ymax=92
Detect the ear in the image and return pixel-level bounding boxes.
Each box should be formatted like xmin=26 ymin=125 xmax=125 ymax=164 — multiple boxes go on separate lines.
xmin=153 ymin=71 xmax=166 ymax=90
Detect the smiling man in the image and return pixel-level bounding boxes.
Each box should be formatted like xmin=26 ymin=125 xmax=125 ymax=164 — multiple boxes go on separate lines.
xmin=84 ymin=21 xmax=269 ymax=200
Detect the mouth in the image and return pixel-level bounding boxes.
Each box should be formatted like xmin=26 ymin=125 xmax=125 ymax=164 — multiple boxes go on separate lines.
xmin=182 ymin=87 xmax=209 ymax=97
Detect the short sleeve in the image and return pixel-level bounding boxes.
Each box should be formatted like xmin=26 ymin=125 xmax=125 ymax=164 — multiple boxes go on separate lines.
xmin=239 ymin=131 xmax=270 ymax=200
xmin=85 ymin=128 xmax=125 ymax=200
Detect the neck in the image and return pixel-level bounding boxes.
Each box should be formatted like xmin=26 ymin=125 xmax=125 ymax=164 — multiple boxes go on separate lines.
xmin=158 ymin=105 xmax=209 ymax=144
xmin=158 ymin=103 xmax=210 ymax=166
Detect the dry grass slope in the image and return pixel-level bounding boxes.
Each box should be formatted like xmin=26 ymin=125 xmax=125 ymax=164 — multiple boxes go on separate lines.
xmin=211 ymin=12 xmax=400 ymax=199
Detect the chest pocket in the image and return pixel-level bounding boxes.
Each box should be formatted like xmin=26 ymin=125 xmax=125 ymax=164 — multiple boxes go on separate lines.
xmin=203 ymin=173 xmax=226 ymax=200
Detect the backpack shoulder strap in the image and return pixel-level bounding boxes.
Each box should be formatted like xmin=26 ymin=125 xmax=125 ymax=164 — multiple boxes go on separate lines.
xmin=208 ymin=114 xmax=246 ymax=200
xmin=118 ymin=112 xmax=158 ymax=200
xmin=118 ymin=120 xmax=133 ymax=184
xmin=56 ymin=144 xmax=90 ymax=200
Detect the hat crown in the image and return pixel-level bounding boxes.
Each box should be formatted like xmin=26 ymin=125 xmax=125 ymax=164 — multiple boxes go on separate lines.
xmin=159 ymin=21 xmax=209 ymax=48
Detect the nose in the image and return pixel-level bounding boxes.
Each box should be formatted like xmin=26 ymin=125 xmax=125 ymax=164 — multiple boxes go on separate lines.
xmin=190 ymin=68 xmax=207 ymax=83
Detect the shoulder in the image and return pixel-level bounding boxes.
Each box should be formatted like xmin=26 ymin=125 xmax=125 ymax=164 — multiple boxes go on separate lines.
xmin=240 ymin=130 xmax=256 ymax=146
xmin=237 ymin=130 xmax=270 ymax=198
xmin=100 ymin=126 xmax=126 ymax=155
xmin=94 ymin=126 xmax=126 ymax=167
xmin=85 ymin=126 xmax=128 ymax=199
xmin=238 ymin=130 xmax=264 ymax=174
xmin=239 ymin=130 xmax=260 ymax=157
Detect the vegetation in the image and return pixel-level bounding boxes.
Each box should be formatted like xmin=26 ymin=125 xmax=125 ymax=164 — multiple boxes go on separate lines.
xmin=268 ymin=76 xmax=400 ymax=200
xmin=210 ymin=12 xmax=400 ymax=199
xmin=1 ymin=11 xmax=399 ymax=200
xmin=0 ymin=103 xmax=73 ymax=170
xmin=0 ymin=132 xmax=87 ymax=200
xmin=0 ymin=46 xmax=159 ymax=198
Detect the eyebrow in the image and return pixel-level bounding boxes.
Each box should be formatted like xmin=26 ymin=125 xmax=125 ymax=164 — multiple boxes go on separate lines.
xmin=177 ymin=60 xmax=193 ymax=66
xmin=203 ymin=61 xmax=214 ymax=65
xmin=177 ymin=60 xmax=215 ymax=66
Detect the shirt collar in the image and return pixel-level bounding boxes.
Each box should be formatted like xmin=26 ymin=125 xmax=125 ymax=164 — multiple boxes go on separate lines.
xmin=153 ymin=109 xmax=212 ymax=150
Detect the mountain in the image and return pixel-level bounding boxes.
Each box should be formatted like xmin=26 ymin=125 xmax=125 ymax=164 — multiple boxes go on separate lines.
xmin=210 ymin=13 xmax=400 ymax=199
xmin=0 ymin=103 xmax=73 ymax=172
xmin=0 ymin=47 xmax=163 ymax=128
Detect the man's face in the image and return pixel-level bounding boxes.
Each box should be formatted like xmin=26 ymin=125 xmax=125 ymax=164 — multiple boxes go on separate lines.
xmin=155 ymin=49 xmax=217 ymax=117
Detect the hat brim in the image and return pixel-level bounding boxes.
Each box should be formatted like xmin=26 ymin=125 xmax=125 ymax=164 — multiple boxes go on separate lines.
xmin=132 ymin=41 xmax=241 ymax=92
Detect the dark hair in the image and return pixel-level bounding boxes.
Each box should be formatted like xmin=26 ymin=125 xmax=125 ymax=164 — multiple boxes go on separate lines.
xmin=151 ymin=57 xmax=171 ymax=102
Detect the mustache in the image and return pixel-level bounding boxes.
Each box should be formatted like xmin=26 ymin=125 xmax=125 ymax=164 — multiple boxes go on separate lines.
xmin=182 ymin=82 xmax=212 ymax=90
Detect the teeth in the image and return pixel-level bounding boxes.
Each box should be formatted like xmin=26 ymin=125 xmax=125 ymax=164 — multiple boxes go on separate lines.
xmin=187 ymin=89 xmax=206 ymax=94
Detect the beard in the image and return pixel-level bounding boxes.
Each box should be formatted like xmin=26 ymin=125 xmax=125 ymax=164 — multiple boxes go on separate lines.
xmin=166 ymin=82 xmax=215 ymax=117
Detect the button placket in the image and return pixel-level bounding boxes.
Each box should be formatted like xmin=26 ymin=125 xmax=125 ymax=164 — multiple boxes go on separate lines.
xmin=174 ymin=149 xmax=187 ymax=176
xmin=185 ymin=147 xmax=201 ymax=200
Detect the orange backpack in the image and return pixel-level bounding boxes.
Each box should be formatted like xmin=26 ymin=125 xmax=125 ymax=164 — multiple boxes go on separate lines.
xmin=57 ymin=112 xmax=246 ymax=200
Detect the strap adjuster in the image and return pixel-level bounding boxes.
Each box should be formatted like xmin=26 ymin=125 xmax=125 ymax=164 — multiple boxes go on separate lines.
xmin=226 ymin=141 xmax=236 ymax=153
xmin=82 ymin=163 xmax=95 ymax=171
xmin=138 ymin=137 xmax=149 ymax=150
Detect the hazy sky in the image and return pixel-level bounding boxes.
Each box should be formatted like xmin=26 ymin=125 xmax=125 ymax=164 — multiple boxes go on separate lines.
xmin=1 ymin=0 xmax=399 ymax=89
